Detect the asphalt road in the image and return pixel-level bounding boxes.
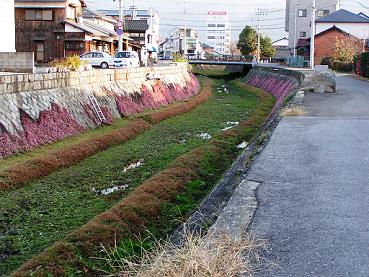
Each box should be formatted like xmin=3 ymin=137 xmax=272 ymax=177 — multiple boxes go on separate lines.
xmin=247 ymin=74 xmax=369 ymax=276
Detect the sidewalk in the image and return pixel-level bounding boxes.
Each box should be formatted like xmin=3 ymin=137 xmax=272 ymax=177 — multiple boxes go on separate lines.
xmin=214 ymin=74 xmax=369 ymax=276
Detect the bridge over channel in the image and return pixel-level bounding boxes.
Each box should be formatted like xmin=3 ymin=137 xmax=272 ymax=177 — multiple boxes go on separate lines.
xmin=188 ymin=60 xmax=256 ymax=67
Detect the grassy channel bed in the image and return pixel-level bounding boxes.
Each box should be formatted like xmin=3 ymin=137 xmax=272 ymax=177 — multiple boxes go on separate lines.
xmin=0 ymin=77 xmax=273 ymax=276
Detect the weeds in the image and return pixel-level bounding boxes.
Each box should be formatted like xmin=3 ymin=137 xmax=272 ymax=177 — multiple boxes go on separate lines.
xmin=99 ymin=229 xmax=265 ymax=277
xmin=280 ymin=106 xmax=305 ymax=117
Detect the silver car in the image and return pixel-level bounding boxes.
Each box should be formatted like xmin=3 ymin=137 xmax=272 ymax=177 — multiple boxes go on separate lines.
xmin=80 ymin=51 xmax=114 ymax=69
xmin=114 ymin=51 xmax=140 ymax=68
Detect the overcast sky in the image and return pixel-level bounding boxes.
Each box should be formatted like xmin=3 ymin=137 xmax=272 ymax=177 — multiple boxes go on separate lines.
xmin=85 ymin=0 xmax=369 ymax=42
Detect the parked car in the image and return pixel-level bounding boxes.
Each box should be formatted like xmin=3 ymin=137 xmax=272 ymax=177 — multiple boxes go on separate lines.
xmin=114 ymin=51 xmax=140 ymax=68
xmin=80 ymin=51 xmax=114 ymax=69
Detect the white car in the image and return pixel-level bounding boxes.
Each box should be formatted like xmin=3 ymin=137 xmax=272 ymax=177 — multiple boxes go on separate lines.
xmin=80 ymin=51 xmax=114 ymax=69
xmin=114 ymin=51 xmax=140 ymax=68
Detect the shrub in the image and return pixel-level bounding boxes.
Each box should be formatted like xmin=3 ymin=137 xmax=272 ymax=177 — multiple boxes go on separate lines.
xmin=360 ymin=52 xmax=369 ymax=78
xmin=332 ymin=61 xmax=353 ymax=72
xmin=172 ymin=53 xmax=188 ymax=63
xmin=321 ymin=57 xmax=332 ymax=66
xmin=353 ymin=54 xmax=362 ymax=75
xmin=51 ymin=55 xmax=86 ymax=71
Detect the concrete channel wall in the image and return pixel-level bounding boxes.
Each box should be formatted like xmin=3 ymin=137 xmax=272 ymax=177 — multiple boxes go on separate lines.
xmin=0 ymin=63 xmax=200 ymax=158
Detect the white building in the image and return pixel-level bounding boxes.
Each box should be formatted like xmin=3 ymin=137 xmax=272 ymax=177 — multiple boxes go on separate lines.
xmin=285 ymin=0 xmax=339 ymax=52
xmin=0 ymin=0 xmax=16 ymax=52
xmin=206 ymin=11 xmax=231 ymax=55
xmin=161 ymin=27 xmax=201 ymax=59
xmin=316 ymin=9 xmax=369 ymax=40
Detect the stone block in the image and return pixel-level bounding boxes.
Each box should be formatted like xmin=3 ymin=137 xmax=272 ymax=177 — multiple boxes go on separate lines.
xmin=312 ymin=71 xmax=336 ymax=93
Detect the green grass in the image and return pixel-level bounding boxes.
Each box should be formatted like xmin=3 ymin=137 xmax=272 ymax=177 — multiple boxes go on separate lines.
xmin=191 ymin=65 xmax=234 ymax=78
xmin=0 ymin=78 xmax=260 ymax=276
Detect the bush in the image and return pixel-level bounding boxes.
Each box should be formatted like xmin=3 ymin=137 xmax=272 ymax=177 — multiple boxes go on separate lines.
xmin=172 ymin=53 xmax=188 ymax=63
xmin=360 ymin=52 xmax=369 ymax=78
xmin=321 ymin=57 xmax=333 ymax=66
xmin=51 ymin=55 xmax=86 ymax=71
xmin=332 ymin=61 xmax=353 ymax=72
xmin=353 ymin=54 xmax=361 ymax=75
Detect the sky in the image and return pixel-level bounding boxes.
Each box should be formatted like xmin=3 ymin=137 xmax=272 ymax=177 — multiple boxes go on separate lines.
xmin=85 ymin=0 xmax=369 ymax=42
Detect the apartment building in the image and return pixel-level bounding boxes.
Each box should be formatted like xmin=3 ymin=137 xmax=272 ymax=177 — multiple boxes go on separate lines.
xmin=161 ymin=27 xmax=201 ymax=59
xmin=285 ymin=0 xmax=339 ymax=52
xmin=206 ymin=11 xmax=231 ymax=55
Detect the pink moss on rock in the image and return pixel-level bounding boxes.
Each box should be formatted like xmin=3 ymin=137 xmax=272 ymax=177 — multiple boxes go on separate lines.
xmin=115 ymin=77 xmax=200 ymax=117
xmin=0 ymin=104 xmax=85 ymax=159
xmin=244 ymin=69 xmax=299 ymax=119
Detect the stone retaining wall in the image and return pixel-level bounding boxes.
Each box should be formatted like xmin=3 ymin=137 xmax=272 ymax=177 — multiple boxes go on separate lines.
xmin=243 ymin=66 xmax=304 ymax=117
xmin=0 ymin=63 xmax=200 ymax=158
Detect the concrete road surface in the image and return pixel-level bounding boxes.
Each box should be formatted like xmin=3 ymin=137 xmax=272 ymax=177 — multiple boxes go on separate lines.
xmin=247 ymin=74 xmax=369 ymax=276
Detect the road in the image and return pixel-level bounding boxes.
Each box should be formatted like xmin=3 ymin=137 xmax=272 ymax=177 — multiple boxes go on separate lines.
xmin=247 ymin=74 xmax=369 ymax=276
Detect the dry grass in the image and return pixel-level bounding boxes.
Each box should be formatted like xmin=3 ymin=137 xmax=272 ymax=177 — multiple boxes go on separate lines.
xmin=99 ymin=230 xmax=265 ymax=277
xmin=280 ymin=106 xmax=305 ymax=117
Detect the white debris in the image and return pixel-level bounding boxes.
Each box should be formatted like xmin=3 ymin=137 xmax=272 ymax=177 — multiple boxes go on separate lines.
xmin=222 ymin=121 xmax=239 ymax=131
xmin=122 ymin=159 xmax=144 ymax=173
xmin=226 ymin=121 xmax=239 ymax=126
xmin=237 ymin=142 xmax=248 ymax=149
xmin=197 ymin=133 xmax=212 ymax=140
xmin=222 ymin=126 xmax=234 ymax=131
xmin=92 ymin=184 xmax=129 ymax=196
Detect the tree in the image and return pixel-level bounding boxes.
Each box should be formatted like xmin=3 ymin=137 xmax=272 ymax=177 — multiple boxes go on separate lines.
xmin=333 ymin=35 xmax=360 ymax=63
xmin=260 ymin=36 xmax=276 ymax=58
xmin=237 ymin=26 xmax=257 ymax=56
xmin=230 ymin=42 xmax=240 ymax=58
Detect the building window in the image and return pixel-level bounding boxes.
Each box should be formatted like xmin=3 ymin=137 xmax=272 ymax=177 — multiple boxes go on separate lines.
xmin=207 ymin=24 xmax=216 ymax=27
xmin=66 ymin=6 xmax=76 ymax=19
xmin=298 ymin=9 xmax=307 ymax=17
xmin=217 ymin=24 xmax=225 ymax=27
xmin=317 ymin=9 xmax=330 ymax=17
xmin=35 ymin=42 xmax=44 ymax=62
xmin=25 ymin=9 xmax=53 ymax=21
xmin=300 ymin=31 xmax=307 ymax=38
xmin=65 ymin=42 xmax=84 ymax=50
xmin=207 ymin=36 xmax=216 ymax=39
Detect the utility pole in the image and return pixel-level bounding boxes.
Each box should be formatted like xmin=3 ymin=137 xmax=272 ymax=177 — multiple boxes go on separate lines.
xmin=256 ymin=8 xmax=267 ymax=63
xmin=310 ymin=0 xmax=316 ymax=69
xmin=257 ymin=8 xmax=261 ymax=63
xmin=184 ymin=1 xmax=187 ymax=57
xmin=293 ymin=3 xmax=300 ymax=57
xmin=364 ymin=29 xmax=367 ymax=53
xmin=118 ymin=0 xmax=124 ymax=51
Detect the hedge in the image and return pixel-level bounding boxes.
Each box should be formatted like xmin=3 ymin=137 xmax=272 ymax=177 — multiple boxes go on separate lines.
xmin=360 ymin=52 xmax=369 ymax=78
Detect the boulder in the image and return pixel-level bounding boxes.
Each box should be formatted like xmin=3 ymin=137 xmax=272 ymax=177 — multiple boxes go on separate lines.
xmin=312 ymin=71 xmax=336 ymax=93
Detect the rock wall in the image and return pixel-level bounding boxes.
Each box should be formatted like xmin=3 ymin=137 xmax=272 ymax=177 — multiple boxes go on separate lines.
xmin=0 ymin=64 xmax=200 ymax=158
xmin=243 ymin=66 xmax=303 ymax=115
